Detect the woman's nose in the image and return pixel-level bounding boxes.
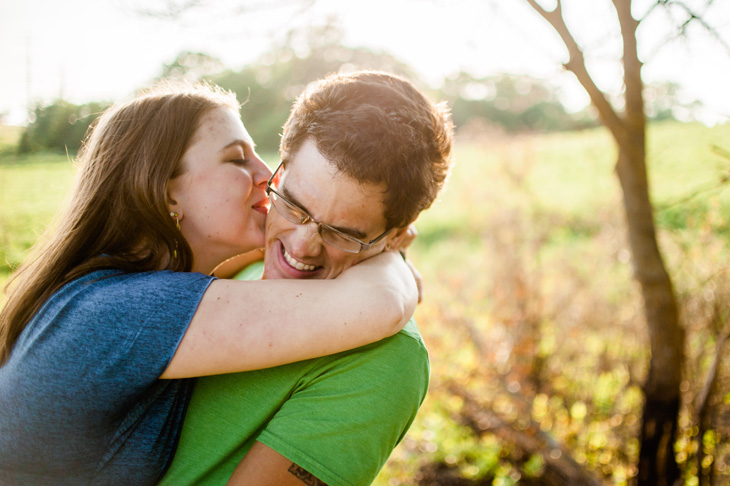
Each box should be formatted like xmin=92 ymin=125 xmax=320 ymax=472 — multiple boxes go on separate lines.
xmin=251 ymin=155 xmax=272 ymax=187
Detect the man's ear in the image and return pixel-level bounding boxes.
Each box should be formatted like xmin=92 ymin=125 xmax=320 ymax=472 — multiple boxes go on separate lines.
xmin=385 ymin=223 xmax=417 ymax=252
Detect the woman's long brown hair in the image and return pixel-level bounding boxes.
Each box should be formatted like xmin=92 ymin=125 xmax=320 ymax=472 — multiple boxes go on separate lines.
xmin=0 ymin=82 xmax=239 ymax=365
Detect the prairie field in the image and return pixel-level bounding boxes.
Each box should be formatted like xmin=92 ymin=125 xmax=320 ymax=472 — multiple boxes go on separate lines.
xmin=1 ymin=121 xmax=729 ymax=484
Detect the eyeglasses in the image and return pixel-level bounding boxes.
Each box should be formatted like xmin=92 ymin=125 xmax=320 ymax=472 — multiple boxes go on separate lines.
xmin=266 ymin=161 xmax=392 ymax=253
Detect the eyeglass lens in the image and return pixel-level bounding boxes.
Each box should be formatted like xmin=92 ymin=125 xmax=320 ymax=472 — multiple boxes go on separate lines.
xmin=269 ymin=191 xmax=361 ymax=253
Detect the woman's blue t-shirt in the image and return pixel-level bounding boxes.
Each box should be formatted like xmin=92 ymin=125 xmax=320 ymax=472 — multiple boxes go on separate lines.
xmin=0 ymin=269 xmax=214 ymax=485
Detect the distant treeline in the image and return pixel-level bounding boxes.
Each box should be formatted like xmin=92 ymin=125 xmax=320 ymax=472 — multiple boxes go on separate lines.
xmin=14 ymin=25 xmax=680 ymax=156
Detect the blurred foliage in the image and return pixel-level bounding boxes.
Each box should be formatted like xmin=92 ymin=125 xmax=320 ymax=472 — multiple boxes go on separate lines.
xmin=0 ymin=125 xmax=23 ymax=156
xmin=17 ymin=100 xmax=109 ymax=155
xmin=209 ymin=22 xmax=420 ymax=154
xmin=440 ymin=72 xmax=598 ymax=134
xmin=161 ymin=51 xmax=225 ymax=84
xmin=644 ymin=81 xmax=703 ymax=123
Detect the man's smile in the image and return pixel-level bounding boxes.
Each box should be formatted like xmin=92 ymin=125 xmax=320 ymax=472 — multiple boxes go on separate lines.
xmin=281 ymin=244 xmax=318 ymax=272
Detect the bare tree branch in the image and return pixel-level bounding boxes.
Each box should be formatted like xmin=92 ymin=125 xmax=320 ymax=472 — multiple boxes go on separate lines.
xmin=641 ymin=0 xmax=730 ymax=57
xmin=122 ymin=0 xmax=209 ymax=20
xmin=694 ymin=312 xmax=730 ymax=419
xmin=612 ymin=0 xmax=644 ymax=134
xmin=524 ymin=0 xmax=629 ymax=151
xmin=669 ymin=0 xmax=730 ymax=55
xmin=124 ymin=0 xmax=316 ymax=22
xmin=448 ymin=382 xmax=605 ymax=486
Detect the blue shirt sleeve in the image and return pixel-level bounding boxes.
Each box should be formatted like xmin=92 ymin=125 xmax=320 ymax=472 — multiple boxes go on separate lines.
xmin=0 ymin=269 xmax=215 ymax=485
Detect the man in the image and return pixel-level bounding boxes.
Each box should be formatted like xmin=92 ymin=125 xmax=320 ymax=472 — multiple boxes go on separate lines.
xmin=160 ymin=71 xmax=453 ymax=486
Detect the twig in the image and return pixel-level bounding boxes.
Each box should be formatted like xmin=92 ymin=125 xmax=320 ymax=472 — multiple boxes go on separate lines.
xmin=694 ymin=306 xmax=730 ymax=485
xmin=694 ymin=313 xmax=730 ymax=419
xmin=448 ymin=382 xmax=605 ymax=486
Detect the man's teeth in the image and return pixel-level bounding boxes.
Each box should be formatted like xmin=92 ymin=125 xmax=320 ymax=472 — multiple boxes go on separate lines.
xmin=283 ymin=248 xmax=316 ymax=271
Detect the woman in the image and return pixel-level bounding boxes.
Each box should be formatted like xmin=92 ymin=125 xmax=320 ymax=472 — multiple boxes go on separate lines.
xmin=0 ymin=82 xmax=417 ymax=485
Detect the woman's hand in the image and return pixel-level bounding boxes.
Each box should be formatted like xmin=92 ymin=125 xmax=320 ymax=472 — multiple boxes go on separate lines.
xmin=403 ymin=258 xmax=424 ymax=304
xmin=389 ymin=224 xmax=424 ymax=303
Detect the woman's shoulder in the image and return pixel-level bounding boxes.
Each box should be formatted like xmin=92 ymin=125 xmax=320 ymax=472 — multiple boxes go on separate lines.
xmin=20 ymin=270 xmax=215 ymax=353
xmin=67 ymin=269 xmax=214 ymax=295
xmin=48 ymin=269 xmax=215 ymax=321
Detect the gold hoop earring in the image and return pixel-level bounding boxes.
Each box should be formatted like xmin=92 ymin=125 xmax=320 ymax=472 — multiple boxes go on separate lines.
xmin=170 ymin=211 xmax=181 ymax=230
xmin=170 ymin=212 xmax=180 ymax=258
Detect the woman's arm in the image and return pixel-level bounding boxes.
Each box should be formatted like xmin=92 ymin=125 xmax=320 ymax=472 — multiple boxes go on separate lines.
xmin=160 ymin=251 xmax=417 ymax=379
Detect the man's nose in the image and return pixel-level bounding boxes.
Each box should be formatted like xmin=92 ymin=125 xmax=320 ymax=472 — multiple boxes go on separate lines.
xmin=287 ymin=222 xmax=323 ymax=257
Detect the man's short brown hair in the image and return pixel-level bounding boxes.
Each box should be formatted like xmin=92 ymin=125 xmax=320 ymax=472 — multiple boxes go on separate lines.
xmin=280 ymin=71 xmax=454 ymax=230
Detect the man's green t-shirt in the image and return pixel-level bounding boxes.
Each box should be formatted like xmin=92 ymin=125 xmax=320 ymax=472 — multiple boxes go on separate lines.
xmin=160 ymin=262 xmax=430 ymax=486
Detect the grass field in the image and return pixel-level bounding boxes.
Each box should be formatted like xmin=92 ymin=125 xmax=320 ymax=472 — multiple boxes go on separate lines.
xmin=2 ymin=120 xmax=730 ymax=484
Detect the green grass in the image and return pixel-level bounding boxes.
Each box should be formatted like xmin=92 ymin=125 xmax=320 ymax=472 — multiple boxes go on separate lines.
xmin=0 ymin=153 xmax=75 ymax=287
xmin=0 ymin=125 xmax=23 ymax=153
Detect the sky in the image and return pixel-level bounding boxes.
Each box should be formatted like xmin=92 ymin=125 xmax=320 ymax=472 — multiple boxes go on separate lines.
xmin=1 ymin=0 xmax=729 ymax=126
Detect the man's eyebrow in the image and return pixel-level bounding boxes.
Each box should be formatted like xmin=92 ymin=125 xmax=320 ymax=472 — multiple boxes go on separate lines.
xmin=220 ymin=139 xmax=254 ymax=152
xmin=280 ymin=185 xmax=368 ymax=239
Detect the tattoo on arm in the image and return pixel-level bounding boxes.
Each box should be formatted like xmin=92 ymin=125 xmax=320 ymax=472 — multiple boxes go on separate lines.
xmin=288 ymin=463 xmax=328 ymax=486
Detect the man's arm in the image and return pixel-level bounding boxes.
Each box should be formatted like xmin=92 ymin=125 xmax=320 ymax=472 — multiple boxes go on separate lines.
xmin=226 ymin=441 xmax=328 ymax=486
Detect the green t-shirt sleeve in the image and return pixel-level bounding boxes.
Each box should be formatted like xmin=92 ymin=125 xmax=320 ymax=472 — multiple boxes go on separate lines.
xmin=257 ymin=322 xmax=429 ymax=486
xmin=232 ymin=260 xmax=265 ymax=281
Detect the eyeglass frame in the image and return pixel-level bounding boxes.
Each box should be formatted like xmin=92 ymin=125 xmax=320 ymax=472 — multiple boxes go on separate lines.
xmin=265 ymin=161 xmax=393 ymax=254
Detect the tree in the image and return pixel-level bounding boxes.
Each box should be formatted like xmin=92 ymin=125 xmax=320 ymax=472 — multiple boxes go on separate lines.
xmin=520 ymin=1 xmax=724 ymax=484
xmin=18 ymin=100 xmax=109 ymax=155
xmin=159 ymin=51 xmax=225 ymax=83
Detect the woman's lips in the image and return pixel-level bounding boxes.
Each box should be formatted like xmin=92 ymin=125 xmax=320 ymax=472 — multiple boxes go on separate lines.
xmin=252 ymin=198 xmax=269 ymax=215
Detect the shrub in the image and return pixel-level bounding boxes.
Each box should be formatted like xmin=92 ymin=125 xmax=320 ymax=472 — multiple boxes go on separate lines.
xmin=18 ymin=100 xmax=109 ymax=155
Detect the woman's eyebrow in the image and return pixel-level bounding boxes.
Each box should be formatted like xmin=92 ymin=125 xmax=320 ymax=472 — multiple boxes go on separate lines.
xmin=280 ymin=185 xmax=368 ymax=239
xmin=220 ymin=139 xmax=253 ymax=153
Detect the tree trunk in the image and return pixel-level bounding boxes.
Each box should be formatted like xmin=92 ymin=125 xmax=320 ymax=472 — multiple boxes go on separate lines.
xmin=615 ymin=140 xmax=683 ymax=486
xmin=523 ymin=1 xmax=685 ymax=484
xmin=612 ymin=2 xmax=683 ymax=484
